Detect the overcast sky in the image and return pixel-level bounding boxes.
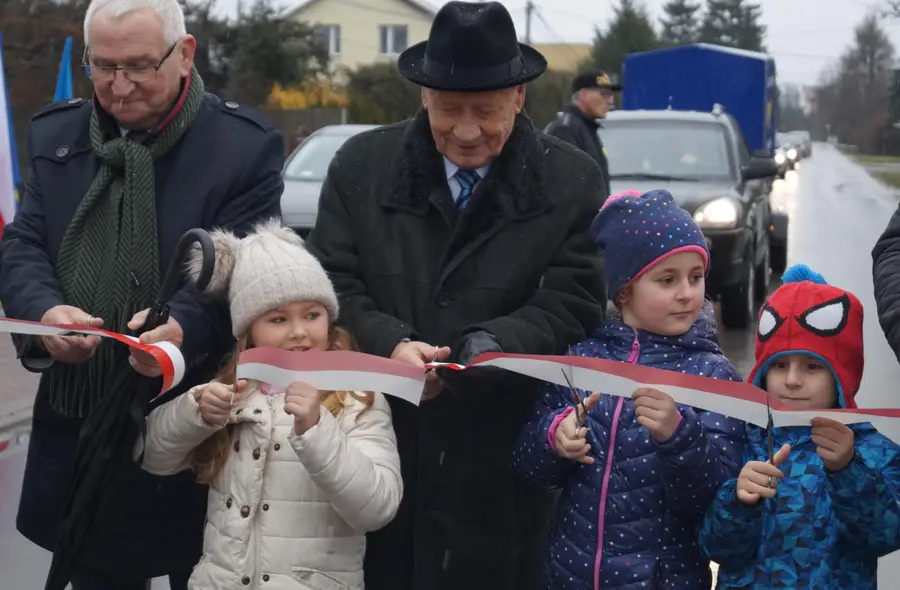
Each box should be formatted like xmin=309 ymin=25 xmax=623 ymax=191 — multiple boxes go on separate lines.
xmin=214 ymin=0 xmax=900 ymax=87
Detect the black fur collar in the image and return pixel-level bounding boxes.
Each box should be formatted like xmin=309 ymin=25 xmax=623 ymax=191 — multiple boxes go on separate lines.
xmin=385 ymin=108 xmax=552 ymax=218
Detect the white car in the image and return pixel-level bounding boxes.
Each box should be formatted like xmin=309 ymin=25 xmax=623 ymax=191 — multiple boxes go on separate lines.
xmin=281 ymin=124 xmax=378 ymax=235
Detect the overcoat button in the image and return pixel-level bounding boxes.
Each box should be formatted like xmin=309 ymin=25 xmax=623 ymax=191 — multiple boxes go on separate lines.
xmin=253 ymin=448 xmax=261 ymax=460
xmin=226 ymin=498 xmax=233 ymax=508
xmin=262 ymin=503 xmax=269 ymax=511
xmin=225 ymin=100 xmax=239 ymax=109
xmin=241 ymin=576 xmax=250 ymax=585
xmin=241 ymin=505 xmax=250 ymax=517
xmin=273 ymin=443 xmax=281 ymax=451
xmin=262 ymin=574 xmax=270 ymax=582
xmin=67 ymin=98 xmax=81 ymax=105
xmin=56 ymin=145 xmax=69 ymax=158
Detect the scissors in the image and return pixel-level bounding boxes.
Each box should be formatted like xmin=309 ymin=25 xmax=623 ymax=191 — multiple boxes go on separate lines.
xmin=560 ymin=367 xmax=588 ymax=427
xmin=765 ymin=393 xmax=778 ymax=489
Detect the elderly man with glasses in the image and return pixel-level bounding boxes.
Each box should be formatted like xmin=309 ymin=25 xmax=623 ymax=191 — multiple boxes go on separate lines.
xmin=0 ymin=0 xmax=283 ymax=588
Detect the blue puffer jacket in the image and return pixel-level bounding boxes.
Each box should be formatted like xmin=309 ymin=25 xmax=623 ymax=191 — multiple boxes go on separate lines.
xmin=513 ymin=305 xmax=745 ymax=590
xmin=699 ymin=423 xmax=900 ymax=589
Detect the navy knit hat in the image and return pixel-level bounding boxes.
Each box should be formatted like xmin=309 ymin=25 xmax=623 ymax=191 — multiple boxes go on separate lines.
xmin=591 ymin=189 xmax=709 ymax=301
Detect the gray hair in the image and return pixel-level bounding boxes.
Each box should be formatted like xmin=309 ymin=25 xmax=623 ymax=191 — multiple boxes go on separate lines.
xmin=84 ymin=0 xmax=187 ymax=46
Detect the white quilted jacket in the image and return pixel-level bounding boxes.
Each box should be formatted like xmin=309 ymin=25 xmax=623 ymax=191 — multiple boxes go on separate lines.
xmin=139 ymin=384 xmax=403 ymax=590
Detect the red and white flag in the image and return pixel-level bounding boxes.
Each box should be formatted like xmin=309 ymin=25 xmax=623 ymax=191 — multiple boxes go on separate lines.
xmin=0 ymin=39 xmax=16 ymax=234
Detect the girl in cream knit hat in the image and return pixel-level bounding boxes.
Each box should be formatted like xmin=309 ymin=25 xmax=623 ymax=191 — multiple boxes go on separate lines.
xmin=138 ymin=219 xmax=402 ymax=590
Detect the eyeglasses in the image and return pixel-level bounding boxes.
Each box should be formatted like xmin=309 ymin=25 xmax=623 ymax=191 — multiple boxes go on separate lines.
xmin=82 ymin=42 xmax=178 ymax=83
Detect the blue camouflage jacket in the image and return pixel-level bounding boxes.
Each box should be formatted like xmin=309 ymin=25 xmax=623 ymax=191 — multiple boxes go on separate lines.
xmin=699 ymin=423 xmax=900 ymax=589
xmin=513 ymin=305 xmax=745 ymax=590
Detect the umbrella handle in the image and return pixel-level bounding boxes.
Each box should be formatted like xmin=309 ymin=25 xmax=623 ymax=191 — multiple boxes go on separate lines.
xmin=135 ymin=229 xmax=216 ymax=334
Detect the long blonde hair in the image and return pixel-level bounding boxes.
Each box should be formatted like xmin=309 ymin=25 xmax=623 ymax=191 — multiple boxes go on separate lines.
xmin=190 ymin=325 xmax=373 ymax=484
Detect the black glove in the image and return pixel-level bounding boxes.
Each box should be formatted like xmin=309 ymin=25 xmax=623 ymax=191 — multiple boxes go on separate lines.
xmin=454 ymin=331 xmax=502 ymax=365
xmin=438 ymin=331 xmax=506 ymax=396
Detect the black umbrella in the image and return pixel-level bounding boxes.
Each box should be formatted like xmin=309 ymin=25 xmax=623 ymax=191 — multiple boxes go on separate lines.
xmin=44 ymin=228 xmax=217 ymax=590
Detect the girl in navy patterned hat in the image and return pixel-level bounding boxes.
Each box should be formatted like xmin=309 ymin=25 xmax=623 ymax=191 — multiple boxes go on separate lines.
xmin=513 ymin=189 xmax=746 ymax=590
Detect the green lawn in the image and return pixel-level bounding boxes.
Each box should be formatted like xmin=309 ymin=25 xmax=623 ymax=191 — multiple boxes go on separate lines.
xmin=855 ymin=154 xmax=900 ymax=164
xmin=876 ymin=171 xmax=900 ymax=189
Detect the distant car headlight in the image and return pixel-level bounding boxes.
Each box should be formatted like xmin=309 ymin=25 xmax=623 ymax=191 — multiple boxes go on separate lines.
xmin=774 ymin=152 xmax=785 ymax=165
xmin=693 ymin=198 xmax=739 ymax=229
xmin=787 ymin=148 xmax=797 ymax=160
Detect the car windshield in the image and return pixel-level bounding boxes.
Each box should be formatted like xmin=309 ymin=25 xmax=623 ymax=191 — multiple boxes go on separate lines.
xmin=283 ymin=132 xmax=352 ymax=181
xmin=776 ymin=132 xmax=791 ymax=147
xmin=600 ymin=120 xmax=734 ymax=182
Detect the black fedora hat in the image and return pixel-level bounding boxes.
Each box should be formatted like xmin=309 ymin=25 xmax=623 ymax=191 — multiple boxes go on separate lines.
xmin=397 ymin=1 xmax=547 ymax=92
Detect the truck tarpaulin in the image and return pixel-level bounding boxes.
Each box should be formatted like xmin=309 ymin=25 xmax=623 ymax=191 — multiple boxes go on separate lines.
xmin=621 ymin=43 xmax=777 ymax=155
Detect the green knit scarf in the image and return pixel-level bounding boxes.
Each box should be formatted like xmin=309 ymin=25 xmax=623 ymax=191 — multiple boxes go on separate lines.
xmin=47 ymin=66 xmax=206 ymax=418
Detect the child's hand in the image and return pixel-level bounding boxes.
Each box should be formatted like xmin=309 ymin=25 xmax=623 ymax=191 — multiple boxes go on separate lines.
xmin=195 ymin=380 xmax=247 ymax=426
xmin=736 ymin=443 xmax=791 ymax=505
xmin=553 ymin=392 xmax=602 ymax=464
xmin=284 ymin=381 xmax=322 ymax=435
xmin=811 ymin=417 xmax=855 ymax=471
xmin=632 ymin=387 xmax=681 ymax=442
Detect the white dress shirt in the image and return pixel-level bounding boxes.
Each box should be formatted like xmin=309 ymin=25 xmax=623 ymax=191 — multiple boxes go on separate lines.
xmin=443 ymin=157 xmax=491 ymax=202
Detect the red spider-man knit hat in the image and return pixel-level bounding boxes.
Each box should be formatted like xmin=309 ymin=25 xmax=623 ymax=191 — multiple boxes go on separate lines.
xmin=747 ymin=264 xmax=864 ymax=409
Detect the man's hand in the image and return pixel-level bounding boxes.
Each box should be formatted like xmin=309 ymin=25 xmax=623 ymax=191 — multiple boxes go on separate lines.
xmin=392 ymin=341 xmax=450 ymax=402
xmin=632 ymin=387 xmax=682 ymax=443
xmin=284 ymin=381 xmax=323 ymax=435
xmin=811 ymin=417 xmax=856 ymax=472
xmin=553 ymin=392 xmax=602 ymax=463
xmin=194 ymin=380 xmax=247 ymax=426
xmin=391 ymin=340 xmax=451 ymax=368
xmin=39 ymin=305 xmax=104 ymax=364
xmin=736 ymin=443 xmax=791 ymax=505
xmin=127 ymin=309 xmax=184 ymax=378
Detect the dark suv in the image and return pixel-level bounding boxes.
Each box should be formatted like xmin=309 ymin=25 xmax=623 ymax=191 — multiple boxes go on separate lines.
xmin=599 ymin=108 xmax=784 ymax=329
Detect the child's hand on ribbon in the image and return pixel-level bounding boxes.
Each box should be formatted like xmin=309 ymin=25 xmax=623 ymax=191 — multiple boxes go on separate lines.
xmin=284 ymin=381 xmax=322 ymax=435
xmin=811 ymin=417 xmax=856 ymax=472
xmin=195 ymin=380 xmax=247 ymax=426
xmin=553 ymin=392 xmax=602 ymax=464
xmin=736 ymin=443 xmax=791 ymax=505
xmin=632 ymin=387 xmax=681 ymax=442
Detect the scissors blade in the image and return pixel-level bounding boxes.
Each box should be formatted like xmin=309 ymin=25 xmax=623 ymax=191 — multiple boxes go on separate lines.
xmin=560 ymin=367 xmax=587 ymax=426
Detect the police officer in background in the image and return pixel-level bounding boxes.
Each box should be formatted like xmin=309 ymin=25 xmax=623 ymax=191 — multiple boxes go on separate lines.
xmin=545 ymin=69 xmax=622 ymax=194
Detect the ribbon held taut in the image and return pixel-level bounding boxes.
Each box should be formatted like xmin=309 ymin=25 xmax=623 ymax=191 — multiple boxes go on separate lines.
xmin=1 ymin=314 xmax=900 ymax=444
xmin=236 ymin=348 xmax=900 ymax=445
xmin=0 ymin=316 xmax=184 ymax=396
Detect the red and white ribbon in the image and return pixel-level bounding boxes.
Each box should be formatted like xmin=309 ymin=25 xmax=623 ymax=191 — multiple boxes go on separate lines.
xmin=236 ymin=348 xmax=900 ymax=444
xmin=0 ymin=316 xmax=185 ymax=396
xmin=1 ymin=313 xmax=898 ymax=445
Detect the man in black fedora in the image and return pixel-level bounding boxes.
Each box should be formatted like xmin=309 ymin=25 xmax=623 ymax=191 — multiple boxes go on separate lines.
xmin=306 ymin=2 xmax=607 ymax=589
xmin=545 ymin=69 xmax=623 ymax=195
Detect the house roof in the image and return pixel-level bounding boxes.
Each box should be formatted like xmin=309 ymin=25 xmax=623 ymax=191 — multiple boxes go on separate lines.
xmin=531 ymin=43 xmax=591 ymax=73
xmin=290 ymin=0 xmax=437 ymax=19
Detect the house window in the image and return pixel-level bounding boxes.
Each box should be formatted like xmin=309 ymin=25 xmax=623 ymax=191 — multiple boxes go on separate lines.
xmin=314 ymin=24 xmax=341 ymax=56
xmin=379 ymin=25 xmax=408 ymax=56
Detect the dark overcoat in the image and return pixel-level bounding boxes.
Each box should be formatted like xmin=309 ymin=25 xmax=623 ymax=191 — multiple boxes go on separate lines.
xmin=0 ymin=94 xmax=284 ymax=579
xmin=545 ymin=104 xmax=610 ymax=196
xmin=305 ymin=109 xmax=608 ymax=590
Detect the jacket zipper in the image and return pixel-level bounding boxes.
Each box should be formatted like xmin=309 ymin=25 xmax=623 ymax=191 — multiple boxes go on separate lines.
xmin=592 ymin=330 xmax=640 ymax=590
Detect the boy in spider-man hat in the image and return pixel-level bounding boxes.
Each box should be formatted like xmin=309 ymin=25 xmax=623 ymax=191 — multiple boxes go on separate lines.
xmin=698 ymin=264 xmax=900 ymax=588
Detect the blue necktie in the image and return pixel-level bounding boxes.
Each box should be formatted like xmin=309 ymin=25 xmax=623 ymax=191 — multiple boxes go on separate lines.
xmin=454 ymin=169 xmax=480 ymax=212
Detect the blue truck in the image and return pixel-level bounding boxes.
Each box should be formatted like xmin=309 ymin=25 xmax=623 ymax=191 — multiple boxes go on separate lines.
xmin=621 ymin=43 xmax=778 ymax=156
xmin=598 ymin=43 xmax=785 ymax=328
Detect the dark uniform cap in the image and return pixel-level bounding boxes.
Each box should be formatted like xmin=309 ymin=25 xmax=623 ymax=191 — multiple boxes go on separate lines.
xmin=572 ymin=69 xmax=623 ymax=93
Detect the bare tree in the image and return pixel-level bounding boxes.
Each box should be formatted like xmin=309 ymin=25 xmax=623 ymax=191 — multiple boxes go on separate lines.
xmin=809 ymin=14 xmax=895 ymax=151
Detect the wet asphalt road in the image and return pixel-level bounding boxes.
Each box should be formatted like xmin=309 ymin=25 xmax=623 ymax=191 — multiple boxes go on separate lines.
xmin=1 ymin=143 xmax=899 ymax=588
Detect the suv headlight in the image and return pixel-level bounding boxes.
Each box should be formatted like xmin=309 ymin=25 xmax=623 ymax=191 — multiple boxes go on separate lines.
xmin=774 ymin=152 xmax=785 ymax=164
xmin=787 ymin=148 xmax=797 ymax=159
xmin=693 ymin=198 xmax=739 ymax=229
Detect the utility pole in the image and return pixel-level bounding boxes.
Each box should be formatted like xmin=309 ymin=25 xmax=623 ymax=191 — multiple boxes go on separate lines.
xmin=525 ymin=0 xmax=534 ymax=44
